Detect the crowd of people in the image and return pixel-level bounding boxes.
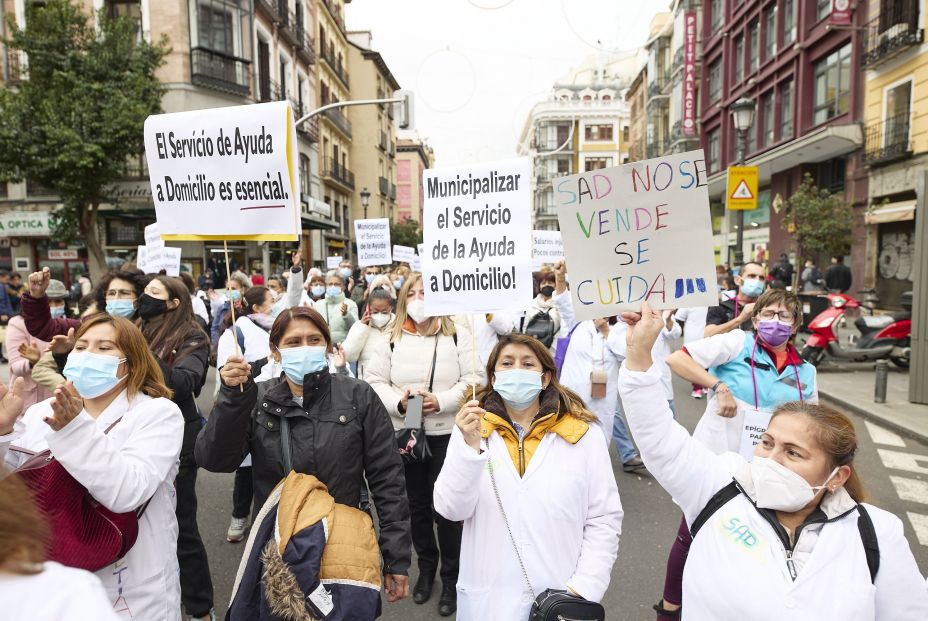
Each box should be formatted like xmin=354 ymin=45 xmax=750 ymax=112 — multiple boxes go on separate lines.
xmin=0 ymin=248 xmax=925 ymax=621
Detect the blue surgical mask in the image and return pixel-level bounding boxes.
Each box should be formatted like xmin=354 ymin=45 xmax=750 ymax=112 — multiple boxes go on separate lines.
xmin=63 ymin=351 xmax=127 ymax=399
xmin=106 ymin=300 xmax=136 ymax=318
xmin=229 ymin=290 xmax=242 ymax=302
xmin=326 ymin=286 xmax=343 ymax=299
xmin=338 ymin=268 xmax=352 ymax=280
xmin=493 ymin=369 xmax=544 ymax=410
xmin=280 ymin=346 xmax=328 ymax=383
xmin=393 ymin=277 xmax=404 ymax=290
xmin=50 ymin=306 xmax=66 ymax=318
xmin=365 ymin=274 xmax=376 ymax=285
xmin=741 ymin=278 xmax=765 ymax=298
xmin=310 ymin=285 xmax=325 ymax=298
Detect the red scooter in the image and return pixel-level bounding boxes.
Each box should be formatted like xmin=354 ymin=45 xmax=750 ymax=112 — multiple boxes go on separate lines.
xmin=801 ymin=291 xmax=912 ymax=368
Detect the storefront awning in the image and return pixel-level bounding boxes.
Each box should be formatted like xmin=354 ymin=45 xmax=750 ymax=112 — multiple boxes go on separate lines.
xmin=301 ymin=216 xmax=338 ymax=231
xmin=865 ymin=200 xmax=916 ymax=224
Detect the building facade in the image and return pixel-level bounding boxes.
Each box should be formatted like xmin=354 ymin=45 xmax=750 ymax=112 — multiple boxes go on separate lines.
xmin=395 ymin=137 xmax=434 ymax=226
xmin=860 ymin=0 xmax=924 ymax=306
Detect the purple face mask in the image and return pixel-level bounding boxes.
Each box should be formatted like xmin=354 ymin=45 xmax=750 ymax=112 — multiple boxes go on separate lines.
xmin=757 ymin=320 xmax=793 ymax=347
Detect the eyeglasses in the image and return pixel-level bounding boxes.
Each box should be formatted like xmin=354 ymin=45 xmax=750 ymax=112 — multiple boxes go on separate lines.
xmin=759 ymin=309 xmax=794 ymax=322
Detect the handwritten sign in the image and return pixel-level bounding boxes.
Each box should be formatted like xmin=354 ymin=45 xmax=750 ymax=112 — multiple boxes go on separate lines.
xmin=393 ymin=245 xmax=416 ymax=264
xmin=532 ymin=230 xmax=564 ymax=270
xmin=423 ymin=157 xmax=532 ymax=314
xmin=354 ymin=218 xmax=392 ymax=267
xmin=554 ymin=150 xmax=717 ymax=320
xmin=143 ymin=101 xmax=300 ymax=241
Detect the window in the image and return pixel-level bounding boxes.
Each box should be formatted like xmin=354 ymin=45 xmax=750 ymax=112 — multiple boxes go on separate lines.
xmin=748 ymin=20 xmax=759 ymax=73
xmin=197 ymin=0 xmax=237 ymax=55
xmin=734 ymin=36 xmax=744 ymax=83
xmin=707 ymin=128 xmax=720 ymax=173
xmin=761 ymin=90 xmax=774 ymax=147
xmin=816 ymin=158 xmax=846 ymax=193
xmin=764 ymin=5 xmax=777 ymax=59
xmin=584 ymin=157 xmax=613 ymax=171
xmin=622 ymin=125 xmax=630 ymax=143
xmin=783 ymin=0 xmax=796 ymax=46
xmin=584 ymin=124 xmax=614 ymax=141
xmin=300 ymin=155 xmax=311 ymax=196
xmin=813 ymin=44 xmax=852 ymax=124
xmin=106 ymin=0 xmax=142 ymax=40
xmin=708 ymin=60 xmax=721 ymax=103
xmin=884 ymin=80 xmax=913 ymax=146
xmin=710 ymin=0 xmax=724 ymax=32
xmin=817 ymin=0 xmax=831 ymax=21
xmin=556 ymin=158 xmax=571 ymax=174
xmin=0 ymin=182 xmax=7 ymax=199
xmin=780 ymin=79 xmax=794 ymax=140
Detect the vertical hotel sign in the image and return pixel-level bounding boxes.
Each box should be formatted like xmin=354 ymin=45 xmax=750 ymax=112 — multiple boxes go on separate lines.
xmin=682 ymin=10 xmax=697 ymax=137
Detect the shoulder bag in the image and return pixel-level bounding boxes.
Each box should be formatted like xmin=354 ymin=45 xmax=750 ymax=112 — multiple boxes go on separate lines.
xmin=487 ymin=443 xmax=606 ymax=621
xmin=394 ymin=335 xmax=439 ymax=464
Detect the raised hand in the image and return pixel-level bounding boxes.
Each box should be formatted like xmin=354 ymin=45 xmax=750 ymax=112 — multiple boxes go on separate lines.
xmin=340 ymin=301 xmax=348 ymax=316
xmin=18 ymin=340 xmax=41 ymax=365
xmin=49 ymin=327 xmax=76 ymax=355
xmin=291 ymin=249 xmax=302 ymax=270
xmin=0 ymin=377 xmax=25 ymax=435
xmin=621 ymin=301 xmax=666 ymax=372
xmin=455 ymin=399 xmax=484 ymax=451
xmin=220 ymin=355 xmax=252 ymax=388
xmin=28 ymin=267 xmax=51 ymax=298
xmin=333 ymin=344 xmax=346 ymax=369
xmin=44 ymin=381 xmax=84 ymax=432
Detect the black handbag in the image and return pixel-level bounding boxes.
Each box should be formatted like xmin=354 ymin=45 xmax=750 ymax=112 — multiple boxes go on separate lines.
xmin=394 ymin=336 xmax=440 ymax=464
xmin=487 ymin=442 xmax=606 ymax=621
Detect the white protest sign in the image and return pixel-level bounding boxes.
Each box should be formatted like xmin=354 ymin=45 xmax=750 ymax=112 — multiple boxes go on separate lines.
xmin=423 ymin=157 xmax=533 ymax=314
xmin=739 ymin=407 xmax=773 ymax=460
xmin=136 ymin=246 xmax=149 ymax=272
xmin=326 ymin=256 xmax=343 ymax=269
xmin=532 ymin=230 xmax=564 ymax=270
xmin=411 ymin=245 xmax=423 ymax=272
xmin=160 ymin=247 xmax=182 ymax=277
xmin=354 ymin=218 xmax=392 ymax=267
xmin=144 ymin=223 xmax=164 ymax=249
xmin=555 ymin=150 xmax=717 ymax=320
xmin=143 ymin=101 xmax=300 ymax=241
xmin=393 ymin=245 xmax=416 ymax=264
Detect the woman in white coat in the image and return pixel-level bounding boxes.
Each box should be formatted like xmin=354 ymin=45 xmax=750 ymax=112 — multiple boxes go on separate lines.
xmin=619 ymin=302 xmax=928 ymax=621
xmin=0 ymin=314 xmax=184 ymax=620
xmin=434 ymin=333 xmax=622 ymax=620
xmin=342 ymin=287 xmax=395 ymax=380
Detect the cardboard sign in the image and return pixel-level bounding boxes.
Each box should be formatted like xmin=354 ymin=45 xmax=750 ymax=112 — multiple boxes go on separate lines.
xmin=326 ymin=256 xmax=343 ymax=269
xmin=727 ymin=166 xmax=758 ymax=211
xmin=739 ymin=407 xmax=773 ymax=461
xmin=554 ymin=150 xmax=717 ymax=320
xmin=532 ymin=230 xmax=564 ymax=269
xmin=354 ymin=218 xmax=392 ymax=267
xmin=143 ymin=101 xmax=300 ymax=241
xmin=393 ymin=245 xmax=417 ymax=264
xmin=422 ymin=157 xmax=533 ymax=315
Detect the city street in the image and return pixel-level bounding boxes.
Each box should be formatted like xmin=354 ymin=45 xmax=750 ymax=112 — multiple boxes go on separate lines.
xmin=192 ymin=370 xmax=928 ymax=620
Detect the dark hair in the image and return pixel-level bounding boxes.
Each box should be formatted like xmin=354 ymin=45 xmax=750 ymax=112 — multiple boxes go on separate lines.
xmin=832 ymin=255 xmax=844 ymax=263
xmin=368 ymin=287 xmax=394 ymax=308
xmin=178 ymin=272 xmax=197 ymax=295
xmin=741 ymin=261 xmax=765 ymax=273
xmin=95 ymin=269 xmax=149 ymax=315
xmin=222 ymin=286 xmax=270 ymax=332
xmin=269 ymin=307 xmax=331 ymax=350
xmin=77 ymin=293 xmax=96 ymax=316
xmin=0 ymin=269 xmax=9 ymax=277
xmin=139 ymin=275 xmax=208 ymax=363
xmin=9 ymin=272 xmax=20 ymax=280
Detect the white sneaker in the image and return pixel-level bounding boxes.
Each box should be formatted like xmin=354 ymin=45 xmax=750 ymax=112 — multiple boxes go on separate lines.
xmin=227 ymin=516 xmax=247 ymax=543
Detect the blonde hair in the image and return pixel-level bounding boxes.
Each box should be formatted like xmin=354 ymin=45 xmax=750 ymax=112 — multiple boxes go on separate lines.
xmin=390 ymin=272 xmax=455 ymax=342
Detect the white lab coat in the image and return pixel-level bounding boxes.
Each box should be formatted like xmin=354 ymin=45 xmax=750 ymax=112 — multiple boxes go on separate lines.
xmin=609 ymin=315 xmax=681 ymax=401
xmin=342 ymin=314 xmax=396 ymax=380
xmin=190 ymin=294 xmax=209 ymax=325
xmin=1 ymin=390 xmax=184 ymax=620
xmin=216 ymin=315 xmax=272 ymax=370
xmin=620 ymin=364 xmax=928 ymax=621
xmin=434 ymin=425 xmax=622 ymax=620
xmin=0 ymin=561 xmax=121 ymax=621
xmin=674 ymin=306 xmax=708 ymax=345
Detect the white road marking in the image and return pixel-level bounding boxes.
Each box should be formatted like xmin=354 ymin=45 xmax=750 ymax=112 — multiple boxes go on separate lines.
xmin=877 ymin=449 xmax=928 ymax=475
xmin=864 ymin=421 xmax=906 ymax=447
xmin=890 ymin=476 xmax=928 ymax=505
xmin=906 ymin=512 xmax=928 ymax=547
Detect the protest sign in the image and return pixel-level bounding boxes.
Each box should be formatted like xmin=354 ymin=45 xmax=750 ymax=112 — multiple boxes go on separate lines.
xmin=136 ymin=246 xmax=149 ymax=273
xmin=160 ymin=247 xmax=182 ymax=277
xmin=422 ymin=157 xmax=532 ymax=315
xmin=411 ymin=244 xmax=424 ymax=272
xmin=554 ymin=150 xmax=717 ymax=320
xmin=144 ymin=222 xmax=164 ymax=249
xmin=739 ymin=407 xmax=773 ymax=460
xmin=143 ymin=101 xmax=300 ymax=241
xmin=354 ymin=218 xmax=392 ymax=267
xmin=532 ymin=230 xmax=564 ymax=270
xmin=393 ymin=245 xmax=416 ymax=264
xmin=326 ymin=256 xmax=343 ymax=269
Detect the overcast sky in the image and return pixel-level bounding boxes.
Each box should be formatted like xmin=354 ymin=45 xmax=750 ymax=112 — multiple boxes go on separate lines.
xmin=345 ymin=0 xmax=664 ymax=168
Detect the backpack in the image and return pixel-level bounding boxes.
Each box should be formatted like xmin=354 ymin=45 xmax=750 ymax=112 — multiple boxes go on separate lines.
xmin=691 ymin=480 xmax=880 ymax=583
xmin=521 ymin=309 xmax=558 ymax=349
xmin=553 ymin=323 xmax=581 ymax=378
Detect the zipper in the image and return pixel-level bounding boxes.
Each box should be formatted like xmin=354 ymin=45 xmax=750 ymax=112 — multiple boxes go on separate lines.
xmin=785 ymin=549 xmax=797 ymax=580
xmin=755 ymin=505 xmax=856 ymax=582
xmin=518 ymin=437 xmax=525 ymax=476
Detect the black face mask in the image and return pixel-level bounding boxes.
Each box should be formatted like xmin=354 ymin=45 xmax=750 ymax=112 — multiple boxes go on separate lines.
xmin=138 ymin=293 xmax=169 ymax=320
xmin=540 ymin=285 xmax=555 ymax=298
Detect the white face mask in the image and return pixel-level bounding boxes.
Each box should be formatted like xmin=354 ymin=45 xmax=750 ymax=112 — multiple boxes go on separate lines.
xmin=406 ymin=298 xmax=428 ymax=324
xmin=370 ymin=312 xmax=391 ymax=329
xmin=750 ymin=457 xmax=839 ymax=512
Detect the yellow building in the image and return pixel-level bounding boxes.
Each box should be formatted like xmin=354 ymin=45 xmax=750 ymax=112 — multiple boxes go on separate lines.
xmin=860 ymin=1 xmax=924 ymax=303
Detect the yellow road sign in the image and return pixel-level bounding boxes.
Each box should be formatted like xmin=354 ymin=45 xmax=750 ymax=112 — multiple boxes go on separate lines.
xmin=727 ymin=166 xmax=758 ymax=211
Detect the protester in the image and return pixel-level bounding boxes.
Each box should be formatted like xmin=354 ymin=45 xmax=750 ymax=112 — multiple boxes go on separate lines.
xmin=825 ymin=254 xmax=853 ymax=293
xmin=620 ymin=302 xmax=928 ymax=620
xmin=313 ymin=272 xmax=358 ymax=345
xmin=800 ymin=259 xmax=825 ymax=293
xmin=195 ymin=306 xmax=412 ymax=608
xmin=249 ymin=268 xmax=264 ymax=286
xmin=351 ymin=265 xmax=382 ymax=308
xmin=434 ymin=333 xmax=622 ymax=620
xmin=520 ymin=270 xmax=562 ymax=352
xmin=178 ymin=272 xmax=210 ymax=330
xmin=197 ymin=269 xmax=214 ymax=292
xmin=365 ymin=273 xmax=485 ymax=617
xmin=1 ymin=314 xmax=184 ymax=619
xmin=704 ymin=261 xmax=766 ymax=337
xmin=389 ymin=270 xmax=406 ymax=292
xmin=0 ymin=271 xmax=14 ymax=362
xmin=7 ymin=272 xmax=24 ymax=315
xmin=769 ymin=253 xmax=794 ymax=289
xmin=210 ymin=271 xmax=251 ymax=346
xmin=343 ymin=287 xmax=396 ymax=379
xmin=307 ymin=272 xmax=327 ymax=303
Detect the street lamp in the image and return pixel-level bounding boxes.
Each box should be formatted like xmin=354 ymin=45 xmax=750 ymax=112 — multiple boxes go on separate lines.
xmin=360 ymin=187 xmax=371 ymax=219
xmin=730 ymin=97 xmax=756 ymax=266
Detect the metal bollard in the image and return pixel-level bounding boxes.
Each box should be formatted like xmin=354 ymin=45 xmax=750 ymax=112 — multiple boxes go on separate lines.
xmin=874 ymin=359 xmax=889 ymax=404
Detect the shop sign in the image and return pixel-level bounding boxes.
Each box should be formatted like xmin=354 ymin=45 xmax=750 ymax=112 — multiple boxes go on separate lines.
xmin=0 ymin=212 xmax=52 ymax=237
xmin=48 ymin=249 xmax=79 ymax=260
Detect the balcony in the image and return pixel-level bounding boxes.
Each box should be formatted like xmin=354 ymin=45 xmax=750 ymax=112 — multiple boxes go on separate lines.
xmin=390 ymin=183 xmax=396 ymax=201
xmin=320 ymin=42 xmax=350 ymax=88
xmin=295 ymin=107 xmax=320 ymax=143
xmin=863 ymin=2 xmax=923 ymax=67
xmin=321 ymin=0 xmax=346 ymax=32
xmin=190 ymin=47 xmax=250 ymax=97
xmin=646 ymin=138 xmax=670 ymax=159
xmin=321 ymin=107 xmax=352 ymax=138
xmin=863 ymin=113 xmax=913 ymax=166
xmin=255 ymin=0 xmax=277 ymax=21
xmin=378 ymin=131 xmax=387 ymax=151
xmin=296 ymin=24 xmax=315 ymax=65
xmin=379 ymin=176 xmax=389 ymax=196
xmin=278 ymin=3 xmax=300 ymax=47
xmin=647 ymin=75 xmax=670 ymax=97
xmin=323 ymin=156 xmax=355 ymax=191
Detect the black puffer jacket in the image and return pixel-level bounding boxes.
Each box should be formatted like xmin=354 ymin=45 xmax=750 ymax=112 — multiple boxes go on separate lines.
xmin=195 ymin=368 xmax=411 ymax=575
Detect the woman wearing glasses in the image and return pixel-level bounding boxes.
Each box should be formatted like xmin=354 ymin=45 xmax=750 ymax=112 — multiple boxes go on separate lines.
xmin=651 ymin=289 xmax=817 ymax=620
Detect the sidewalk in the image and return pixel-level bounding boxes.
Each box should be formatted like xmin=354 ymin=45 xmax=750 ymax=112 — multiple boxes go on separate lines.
xmin=817 ymin=364 xmax=928 ymax=444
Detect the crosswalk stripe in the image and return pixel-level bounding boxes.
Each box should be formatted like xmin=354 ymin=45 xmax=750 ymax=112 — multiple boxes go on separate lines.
xmin=889 ymin=476 xmax=928 ymax=505
xmin=877 ymin=449 xmax=928 ymax=475
xmin=907 ymin=512 xmax=928 ymax=547
xmin=864 ymin=421 xmax=906 ymax=448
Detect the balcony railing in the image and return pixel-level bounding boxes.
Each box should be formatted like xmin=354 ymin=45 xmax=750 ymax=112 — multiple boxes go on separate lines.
xmin=320 ymin=42 xmax=350 ymax=87
xmin=646 ymin=138 xmax=670 ymax=159
xmin=863 ymin=113 xmax=913 ymax=166
xmin=323 ymin=156 xmax=355 ymax=190
xmin=379 ymin=176 xmax=389 ymax=196
xmin=278 ymin=3 xmax=300 ymax=46
xmin=296 ymin=23 xmax=315 ymax=64
xmin=294 ymin=106 xmax=320 ymax=143
xmin=322 ymin=107 xmax=352 ymax=138
xmin=191 ymin=47 xmax=250 ymax=97
xmin=321 ymin=0 xmax=346 ymax=31
xmin=390 ymin=183 xmax=396 ymax=200
xmin=378 ymin=131 xmax=387 ymax=151
xmin=255 ymin=0 xmax=277 ymax=21
xmin=863 ymin=1 xmax=922 ymax=67
xmin=257 ymin=78 xmax=279 ymax=103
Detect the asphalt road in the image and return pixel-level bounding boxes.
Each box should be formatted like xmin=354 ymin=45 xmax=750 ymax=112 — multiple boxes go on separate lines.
xmin=193 ymin=370 xmax=928 ymax=620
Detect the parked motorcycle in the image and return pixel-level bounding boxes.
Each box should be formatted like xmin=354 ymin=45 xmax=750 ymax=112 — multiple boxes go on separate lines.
xmin=800 ymin=291 xmax=912 ymax=368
